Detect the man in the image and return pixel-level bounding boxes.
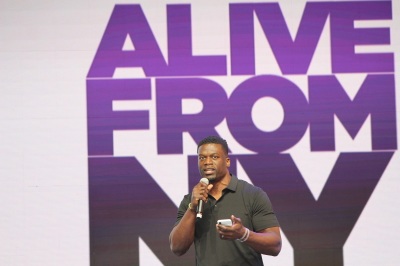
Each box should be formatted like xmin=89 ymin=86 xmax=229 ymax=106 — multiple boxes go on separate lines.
xmin=169 ymin=136 xmax=281 ymax=265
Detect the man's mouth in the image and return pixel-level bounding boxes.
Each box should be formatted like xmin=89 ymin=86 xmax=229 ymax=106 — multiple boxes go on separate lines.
xmin=203 ymin=168 xmax=215 ymax=175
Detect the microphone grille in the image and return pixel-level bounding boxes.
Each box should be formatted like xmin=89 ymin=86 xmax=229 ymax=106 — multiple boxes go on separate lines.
xmin=200 ymin=178 xmax=209 ymax=185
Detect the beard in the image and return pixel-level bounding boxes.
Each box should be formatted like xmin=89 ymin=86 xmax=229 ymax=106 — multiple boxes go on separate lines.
xmin=200 ymin=171 xmax=217 ymax=183
xmin=207 ymin=176 xmax=217 ymax=183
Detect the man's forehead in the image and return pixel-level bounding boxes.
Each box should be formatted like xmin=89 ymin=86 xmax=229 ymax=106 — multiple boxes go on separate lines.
xmin=198 ymin=143 xmax=224 ymax=154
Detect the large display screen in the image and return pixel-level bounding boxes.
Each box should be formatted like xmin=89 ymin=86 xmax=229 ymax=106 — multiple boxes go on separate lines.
xmin=1 ymin=1 xmax=399 ymax=265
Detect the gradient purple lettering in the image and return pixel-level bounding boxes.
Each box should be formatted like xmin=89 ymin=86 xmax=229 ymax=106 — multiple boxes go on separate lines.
xmin=226 ymin=75 xmax=309 ymax=153
xmin=167 ymin=5 xmax=227 ymax=76
xmin=309 ymin=74 xmax=397 ymax=151
xmin=230 ymin=3 xmax=328 ymax=75
xmin=188 ymin=152 xmax=393 ymax=265
xmin=330 ymin=1 xmax=393 ymax=73
xmin=86 ymin=2 xmax=397 ymax=265
xmin=230 ymin=1 xmax=393 ymax=76
xmin=87 ymin=79 xmax=151 ymax=155
xmin=89 ymin=157 xmax=194 ymax=265
xmin=224 ymin=152 xmax=393 ymax=266
xmin=156 ymin=78 xmax=228 ymax=154
xmin=87 ymin=5 xmax=168 ymax=78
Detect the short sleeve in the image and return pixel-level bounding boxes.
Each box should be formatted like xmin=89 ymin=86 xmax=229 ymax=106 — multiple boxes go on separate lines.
xmin=251 ymin=187 xmax=280 ymax=232
xmin=173 ymin=194 xmax=192 ymax=227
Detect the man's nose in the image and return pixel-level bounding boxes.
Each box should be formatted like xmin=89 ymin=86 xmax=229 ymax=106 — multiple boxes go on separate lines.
xmin=205 ymin=157 xmax=212 ymax=164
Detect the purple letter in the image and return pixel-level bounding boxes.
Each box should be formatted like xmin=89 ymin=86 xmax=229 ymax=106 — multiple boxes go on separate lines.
xmin=233 ymin=152 xmax=394 ymax=266
xmin=156 ymin=78 xmax=228 ymax=154
xmin=230 ymin=3 xmax=329 ymax=75
xmin=226 ymin=75 xmax=309 ymax=153
xmin=87 ymin=79 xmax=151 ymax=155
xmin=89 ymin=157 xmax=194 ymax=265
xmin=87 ymin=5 xmax=168 ymax=78
xmin=309 ymin=74 xmax=397 ymax=151
xmin=330 ymin=1 xmax=393 ymax=73
xmin=167 ymin=5 xmax=227 ymax=76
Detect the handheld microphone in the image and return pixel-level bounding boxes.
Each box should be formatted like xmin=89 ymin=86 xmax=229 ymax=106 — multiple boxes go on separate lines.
xmin=196 ymin=178 xmax=209 ymax=219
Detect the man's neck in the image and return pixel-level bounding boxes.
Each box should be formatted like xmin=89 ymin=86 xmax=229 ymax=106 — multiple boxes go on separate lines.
xmin=209 ymin=174 xmax=231 ymax=199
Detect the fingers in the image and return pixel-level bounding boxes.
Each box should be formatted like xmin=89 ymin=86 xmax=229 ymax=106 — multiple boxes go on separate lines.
xmin=192 ymin=182 xmax=210 ymax=202
xmin=217 ymin=227 xmax=236 ymax=240
xmin=216 ymin=223 xmax=231 ymax=237
xmin=217 ymin=227 xmax=228 ymax=240
xmin=195 ymin=191 xmax=208 ymax=203
xmin=231 ymin=215 xmax=242 ymax=225
xmin=216 ymin=216 xmax=245 ymax=240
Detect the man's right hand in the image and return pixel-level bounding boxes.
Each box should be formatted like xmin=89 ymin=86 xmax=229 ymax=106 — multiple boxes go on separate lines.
xmin=190 ymin=180 xmax=213 ymax=208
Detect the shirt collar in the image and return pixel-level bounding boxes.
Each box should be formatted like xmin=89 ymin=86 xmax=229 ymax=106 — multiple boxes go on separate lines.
xmin=224 ymin=174 xmax=238 ymax=192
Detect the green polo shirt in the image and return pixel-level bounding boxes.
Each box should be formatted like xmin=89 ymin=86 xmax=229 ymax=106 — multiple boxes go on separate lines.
xmin=174 ymin=174 xmax=279 ymax=266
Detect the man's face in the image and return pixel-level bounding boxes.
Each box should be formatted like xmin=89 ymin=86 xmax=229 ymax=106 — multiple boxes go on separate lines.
xmin=197 ymin=143 xmax=230 ymax=183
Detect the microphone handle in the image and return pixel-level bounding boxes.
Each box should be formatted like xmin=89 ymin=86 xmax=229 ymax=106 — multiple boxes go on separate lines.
xmin=196 ymin=178 xmax=209 ymax=219
xmin=196 ymin=199 xmax=204 ymax=219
